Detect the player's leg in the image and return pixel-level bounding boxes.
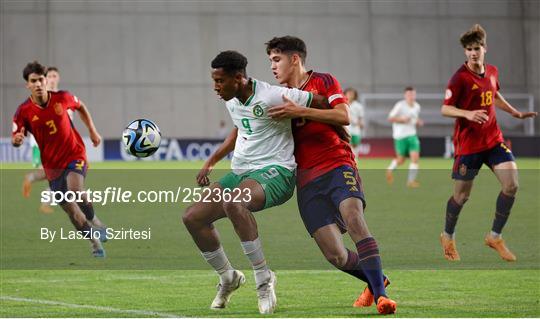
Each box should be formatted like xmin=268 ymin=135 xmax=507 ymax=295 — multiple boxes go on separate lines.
xmin=333 ymin=166 xmax=395 ymax=313
xmin=484 ymin=145 xmax=518 ymax=261
xmin=65 ymin=162 xmax=106 ymax=240
xmin=182 ymin=183 xmax=244 ymax=309
xmin=65 ymin=170 xmax=107 ymax=256
xmin=406 ymin=136 xmax=421 ymax=188
xmin=387 ymin=138 xmax=407 ymax=184
xmin=222 ymin=166 xmax=293 ymax=314
xmin=22 ymin=169 xmax=47 ymax=197
xmin=338 ymin=197 xmax=394 ymax=313
xmin=440 ymin=154 xmax=480 ymax=261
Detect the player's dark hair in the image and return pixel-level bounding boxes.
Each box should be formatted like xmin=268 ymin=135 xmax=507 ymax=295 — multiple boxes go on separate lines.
xmin=265 ymin=36 xmax=307 ymax=64
xmin=211 ymin=51 xmax=248 ymax=77
xmin=460 ymin=24 xmax=486 ymax=48
xmin=23 ymin=61 xmax=47 ymax=81
xmin=404 ymin=86 xmax=415 ymax=92
xmin=47 ymin=66 xmax=59 ymax=74
xmin=344 ymin=88 xmax=358 ymax=101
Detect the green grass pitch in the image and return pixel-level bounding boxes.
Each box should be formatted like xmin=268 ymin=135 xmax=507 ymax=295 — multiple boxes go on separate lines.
xmin=1 ymin=158 xmax=539 ymax=317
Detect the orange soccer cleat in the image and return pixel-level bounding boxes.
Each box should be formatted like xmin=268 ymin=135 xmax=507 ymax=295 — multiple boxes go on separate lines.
xmin=485 ymin=234 xmax=516 ymax=262
xmin=406 ymin=180 xmax=420 ymax=188
xmin=376 ymin=296 xmax=397 ymax=315
xmin=353 ymin=277 xmax=390 ymax=308
xmin=440 ymin=232 xmax=461 ymax=261
xmin=386 ymin=170 xmax=394 ymax=185
xmin=22 ymin=177 xmax=32 ymax=198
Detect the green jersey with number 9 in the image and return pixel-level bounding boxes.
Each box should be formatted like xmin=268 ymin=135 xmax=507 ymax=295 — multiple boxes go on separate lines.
xmin=225 ymin=78 xmax=313 ymax=174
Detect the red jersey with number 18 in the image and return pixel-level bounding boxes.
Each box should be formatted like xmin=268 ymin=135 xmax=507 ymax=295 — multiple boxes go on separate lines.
xmin=443 ymin=63 xmax=504 ymax=156
xmin=294 ymin=71 xmax=356 ymax=187
xmin=12 ymin=91 xmax=87 ymax=180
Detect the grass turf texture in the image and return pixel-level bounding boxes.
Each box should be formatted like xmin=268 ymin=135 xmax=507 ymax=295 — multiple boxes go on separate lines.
xmin=1 ymin=158 xmax=539 ymax=317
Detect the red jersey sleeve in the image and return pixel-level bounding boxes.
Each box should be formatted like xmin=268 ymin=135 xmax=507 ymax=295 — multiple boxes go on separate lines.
xmin=324 ymin=74 xmax=347 ymax=108
xmin=61 ymin=91 xmax=81 ymax=110
xmin=12 ymin=105 xmax=28 ymax=137
xmin=443 ymin=73 xmax=463 ymax=107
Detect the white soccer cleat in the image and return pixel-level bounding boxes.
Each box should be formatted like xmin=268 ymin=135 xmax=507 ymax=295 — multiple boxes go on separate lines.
xmin=210 ymin=270 xmax=246 ymax=310
xmin=257 ymin=270 xmax=277 ymax=314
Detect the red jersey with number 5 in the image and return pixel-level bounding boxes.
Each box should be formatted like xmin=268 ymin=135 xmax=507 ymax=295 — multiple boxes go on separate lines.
xmin=443 ymin=63 xmax=504 ymax=155
xmin=12 ymin=91 xmax=86 ymax=180
xmin=294 ymin=71 xmax=356 ymax=187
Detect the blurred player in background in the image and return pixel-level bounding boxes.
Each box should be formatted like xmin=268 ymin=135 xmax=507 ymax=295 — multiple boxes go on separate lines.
xmin=344 ymin=88 xmax=365 ymax=156
xmin=183 ymin=51 xmax=331 ymax=314
xmin=386 ymin=86 xmax=423 ymax=188
xmin=439 ymin=24 xmax=537 ymax=262
xmin=265 ymin=36 xmax=396 ymax=314
xmin=22 ymin=66 xmax=63 ymax=213
xmin=12 ymin=61 xmax=107 ymax=257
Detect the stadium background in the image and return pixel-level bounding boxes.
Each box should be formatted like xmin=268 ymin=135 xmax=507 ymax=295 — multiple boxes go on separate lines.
xmin=1 ymin=1 xmax=539 ymax=317
xmin=1 ymin=0 xmax=539 ymax=161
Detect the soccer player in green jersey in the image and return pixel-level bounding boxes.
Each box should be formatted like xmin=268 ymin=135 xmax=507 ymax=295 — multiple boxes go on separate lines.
xmin=182 ymin=51 xmax=329 ymax=314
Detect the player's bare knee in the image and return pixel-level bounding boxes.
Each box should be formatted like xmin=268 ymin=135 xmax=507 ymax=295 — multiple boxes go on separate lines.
xmin=182 ymin=205 xmax=202 ymax=228
xmin=222 ymin=201 xmax=245 ymax=220
xmin=502 ymin=181 xmax=518 ymax=196
xmin=325 ymin=251 xmax=348 ymax=269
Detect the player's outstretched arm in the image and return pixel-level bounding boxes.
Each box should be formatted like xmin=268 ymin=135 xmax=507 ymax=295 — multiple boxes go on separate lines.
xmin=12 ymin=127 xmax=26 ymax=147
xmin=269 ymin=95 xmax=350 ymax=125
xmin=77 ymin=101 xmax=102 ymax=146
xmin=441 ymin=104 xmax=489 ymax=124
xmin=495 ymin=92 xmax=538 ymax=119
xmin=196 ymin=128 xmax=238 ymax=186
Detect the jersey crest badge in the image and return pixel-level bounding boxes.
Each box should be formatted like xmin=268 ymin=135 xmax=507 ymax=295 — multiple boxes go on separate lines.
xmin=32 ymin=115 xmax=39 ymax=121
xmin=253 ymin=104 xmax=264 ymax=117
xmin=471 ymin=84 xmax=479 ymax=90
xmin=54 ymin=103 xmax=63 ymax=115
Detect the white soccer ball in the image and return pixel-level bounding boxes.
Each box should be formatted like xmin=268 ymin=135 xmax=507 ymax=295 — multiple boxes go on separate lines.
xmin=122 ymin=119 xmax=162 ymax=158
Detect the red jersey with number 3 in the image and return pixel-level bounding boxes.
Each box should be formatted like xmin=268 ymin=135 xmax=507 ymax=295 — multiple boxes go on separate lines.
xmin=12 ymin=91 xmax=86 ymax=180
xmin=443 ymin=63 xmax=504 ymax=155
xmin=294 ymin=71 xmax=356 ymax=187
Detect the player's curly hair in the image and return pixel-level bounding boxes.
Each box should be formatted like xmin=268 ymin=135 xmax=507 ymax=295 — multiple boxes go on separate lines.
xmin=23 ymin=61 xmax=47 ymax=81
xmin=460 ymin=24 xmax=487 ymax=48
xmin=265 ymin=36 xmax=307 ymax=64
xmin=211 ymin=51 xmax=248 ymax=77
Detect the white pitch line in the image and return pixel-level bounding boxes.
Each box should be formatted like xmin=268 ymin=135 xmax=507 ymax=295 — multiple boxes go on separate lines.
xmin=0 ymin=296 xmax=181 ymax=318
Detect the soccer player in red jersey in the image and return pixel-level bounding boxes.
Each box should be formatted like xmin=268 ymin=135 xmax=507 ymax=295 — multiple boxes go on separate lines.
xmin=265 ymin=36 xmax=396 ymax=315
xmin=12 ymin=61 xmax=108 ymax=257
xmin=439 ymin=25 xmax=537 ymax=262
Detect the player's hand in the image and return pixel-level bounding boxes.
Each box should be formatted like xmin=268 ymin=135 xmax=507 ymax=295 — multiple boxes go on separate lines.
xmin=12 ymin=127 xmax=25 ymax=146
xmin=417 ymin=118 xmax=424 ymax=127
xmin=90 ymin=131 xmax=102 ymax=147
xmin=400 ymin=116 xmax=411 ymax=123
xmin=196 ymin=163 xmax=213 ymax=187
xmin=268 ymin=95 xmax=304 ymax=119
xmin=465 ymin=109 xmax=489 ymax=124
xmin=512 ymin=111 xmax=538 ymax=119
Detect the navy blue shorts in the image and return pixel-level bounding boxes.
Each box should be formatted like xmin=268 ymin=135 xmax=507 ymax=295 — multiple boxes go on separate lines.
xmin=452 ymin=143 xmax=515 ymax=181
xmin=297 ymin=165 xmax=366 ymax=236
xmin=49 ymin=159 xmax=88 ymax=194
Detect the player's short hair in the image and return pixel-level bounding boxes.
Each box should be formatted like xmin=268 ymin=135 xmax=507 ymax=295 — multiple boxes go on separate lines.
xmin=265 ymin=36 xmax=307 ymax=64
xmin=23 ymin=61 xmax=47 ymax=81
xmin=404 ymin=86 xmax=415 ymax=92
xmin=47 ymin=66 xmax=59 ymax=74
xmin=211 ymin=51 xmax=248 ymax=77
xmin=344 ymin=88 xmax=358 ymax=101
xmin=460 ymin=24 xmax=486 ymax=48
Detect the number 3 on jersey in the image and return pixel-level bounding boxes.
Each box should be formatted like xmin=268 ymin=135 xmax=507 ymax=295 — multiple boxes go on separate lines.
xmin=480 ymin=91 xmax=493 ymax=107
xmin=46 ymin=120 xmax=57 ymax=135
